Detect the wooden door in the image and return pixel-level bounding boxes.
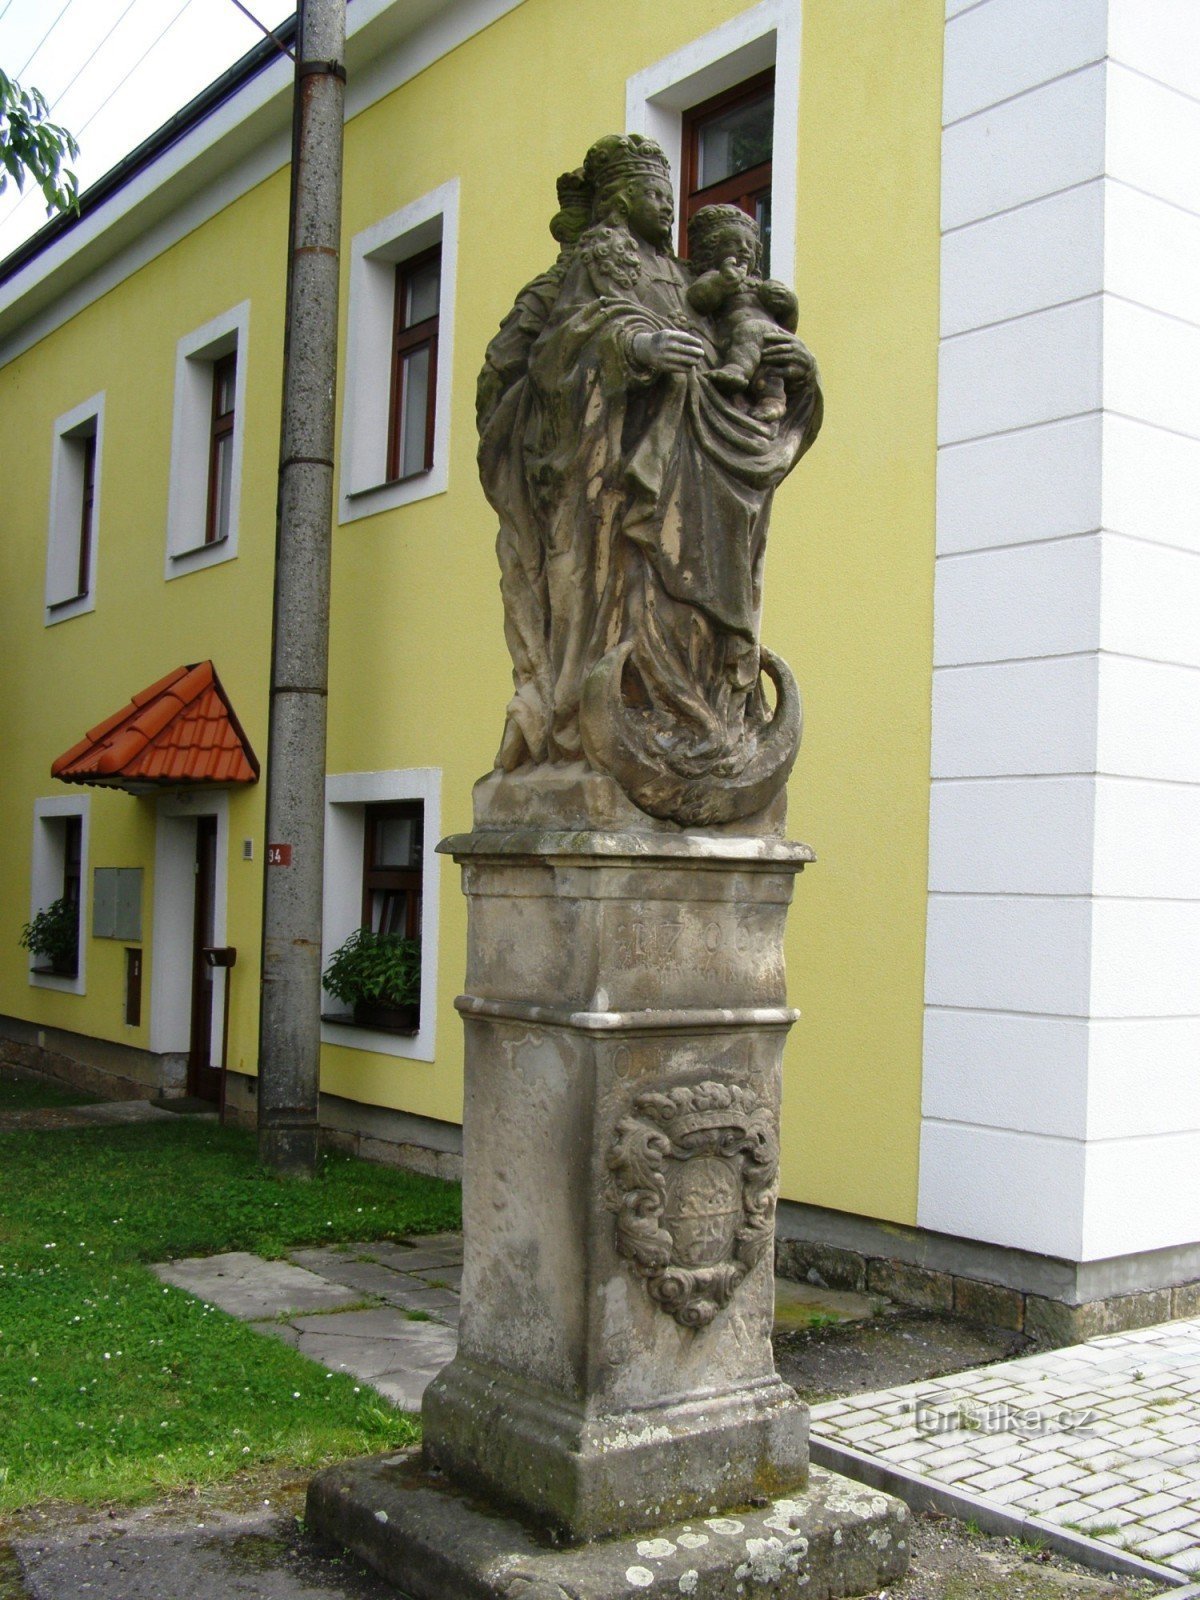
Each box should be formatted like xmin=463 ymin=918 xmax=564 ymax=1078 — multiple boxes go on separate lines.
xmin=187 ymin=816 xmax=221 ymax=1101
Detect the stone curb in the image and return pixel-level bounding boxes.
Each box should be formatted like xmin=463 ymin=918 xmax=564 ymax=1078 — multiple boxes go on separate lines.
xmin=809 ymin=1435 xmax=1189 ymax=1589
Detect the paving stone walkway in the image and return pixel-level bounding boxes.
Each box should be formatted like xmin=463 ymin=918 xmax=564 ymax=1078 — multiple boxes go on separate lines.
xmin=811 ymin=1316 xmax=1200 ymax=1582
xmin=153 ymin=1234 xmax=463 ymax=1412
xmin=153 ymin=1231 xmax=1200 ymax=1585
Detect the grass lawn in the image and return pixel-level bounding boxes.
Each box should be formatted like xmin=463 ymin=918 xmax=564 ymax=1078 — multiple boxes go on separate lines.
xmin=0 ymin=1071 xmax=99 ymax=1111
xmin=0 ymin=1119 xmax=460 ymax=1512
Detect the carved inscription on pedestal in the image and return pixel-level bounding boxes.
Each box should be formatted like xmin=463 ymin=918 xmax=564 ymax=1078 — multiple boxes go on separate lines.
xmin=606 ymin=1081 xmax=778 ymax=1328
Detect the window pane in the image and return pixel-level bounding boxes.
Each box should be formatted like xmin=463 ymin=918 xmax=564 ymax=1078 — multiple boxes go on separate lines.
xmin=373 ymin=815 xmax=416 ymax=868
xmin=371 ymin=889 xmax=408 ymax=936
xmin=399 ymin=344 xmax=432 ymax=477
xmin=405 ymin=258 xmax=440 ymax=325
xmin=212 ymin=432 xmax=234 ymax=542
xmin=215 ymin=356 xmax=236 ymax=417
xmin=697 ymin=91 xmax=774 ymax=188
xmin=755 ymin=189 xmax=773 ymax=277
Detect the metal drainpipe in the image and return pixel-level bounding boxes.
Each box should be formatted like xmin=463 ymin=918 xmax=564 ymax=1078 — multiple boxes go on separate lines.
xmin=257 ymin=0 xmax=346 ymax=1177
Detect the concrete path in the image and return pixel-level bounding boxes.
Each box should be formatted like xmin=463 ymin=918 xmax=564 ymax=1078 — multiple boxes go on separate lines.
xmin=811 ymin=1316 xmax=1200 ymax=1583
xmin=0 ymin=1098 xmax=202 ymax=1132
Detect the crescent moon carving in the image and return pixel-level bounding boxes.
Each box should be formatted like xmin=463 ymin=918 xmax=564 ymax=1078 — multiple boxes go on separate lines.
xmin=580 ymin=642 xmax=802 ymax=827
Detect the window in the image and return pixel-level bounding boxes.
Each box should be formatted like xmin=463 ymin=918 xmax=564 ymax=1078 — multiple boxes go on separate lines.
xmin=681 ymin=70 xmax=774 ymax=269
xmin=363 ymin=803 xmax=424 ymax=936
xmin=166 ymin=302 xmax=249 ymax=577
xmin=29 ymin=796 xmax=89 ymax=994
xmin=45 ymin=394 xmax=103 ymax=624
xmin=341 ymin=178 xmax=459 ymax=523
xmin=389 ymin=251 xmax=440 ymax=482
xmin=206 ymin=352 xmax=237 ymax=545
xmin=322 ymin=769 xmax=441 ymax=1061
xmin=625 ymin=0 xmax=799 ymax=284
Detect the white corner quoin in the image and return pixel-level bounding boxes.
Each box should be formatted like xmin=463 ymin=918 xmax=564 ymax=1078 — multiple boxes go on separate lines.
xmin=920 ymin=0 xmax=1200 ymax=1268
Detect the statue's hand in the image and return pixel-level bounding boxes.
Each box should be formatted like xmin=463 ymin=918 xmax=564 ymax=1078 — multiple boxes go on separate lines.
xmin=759 ymin=328 xmax=815 ymax=384
xmin=630 ymin=329 xmax=706 ymax=374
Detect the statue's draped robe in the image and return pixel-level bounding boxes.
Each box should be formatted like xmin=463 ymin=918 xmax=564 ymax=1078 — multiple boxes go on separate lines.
xmin=478 ymin=225 xmax=823 ymax=776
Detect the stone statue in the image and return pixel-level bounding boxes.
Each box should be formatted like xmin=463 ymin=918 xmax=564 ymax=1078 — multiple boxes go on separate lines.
xmin=477 ymin=132 xmax=823 ymax=827
xmin=310 ymin=133 xmax=910 ymax=1600
xmin=684 ymin=202 xmax=798 ymax=421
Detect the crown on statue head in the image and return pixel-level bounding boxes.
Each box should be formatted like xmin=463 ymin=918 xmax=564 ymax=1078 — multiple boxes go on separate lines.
xmin=583 ymin=133 xmax=671 ymax=200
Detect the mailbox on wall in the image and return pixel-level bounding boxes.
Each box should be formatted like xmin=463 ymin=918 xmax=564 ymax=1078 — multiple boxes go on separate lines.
xmin=92 ymin=868 xmax=143 ymax=941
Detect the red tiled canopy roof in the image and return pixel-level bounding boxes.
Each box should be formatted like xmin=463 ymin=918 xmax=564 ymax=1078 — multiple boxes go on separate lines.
xmin=52 ymin=662 xmax=260 ymax=789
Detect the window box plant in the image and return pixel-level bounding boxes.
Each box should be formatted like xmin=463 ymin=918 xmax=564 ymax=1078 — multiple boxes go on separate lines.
xmin=322 ymin=927 xmax=420 ymax=1033
xmin=20 ymin=897 xmax=79 ymax=977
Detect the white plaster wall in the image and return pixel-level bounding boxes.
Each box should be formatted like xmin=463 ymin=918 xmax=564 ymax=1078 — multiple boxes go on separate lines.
xmin=1083 ymin=16 xmax=1200 ymax=1260
xmin=920 ymin=0 xmax=1200 ymax=1263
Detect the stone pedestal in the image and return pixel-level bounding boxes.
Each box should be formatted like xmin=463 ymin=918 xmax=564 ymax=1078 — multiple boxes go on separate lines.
xmin=308 ymin=773 xmax=911 ymax=1595
xmin=425 ymin=791 xmax=812 ymax=1540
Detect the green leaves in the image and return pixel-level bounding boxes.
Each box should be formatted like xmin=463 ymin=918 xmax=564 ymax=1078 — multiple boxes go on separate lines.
xmin=19 ymin=896 xmax=79 ymax=968
xmin=0 ymin=68 xmax=80 ymax=216
xmin=322 ymin=929 xmax=421 ymax=1007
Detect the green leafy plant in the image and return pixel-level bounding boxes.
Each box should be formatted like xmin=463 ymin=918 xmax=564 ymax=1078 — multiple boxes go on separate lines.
xmin=322 ymin=928 xmax=420 ymax=1008
xmin=0 ymin=69 xmax=80 ymax=214
xmin=20 ymin=896 xmax=79 ymax=972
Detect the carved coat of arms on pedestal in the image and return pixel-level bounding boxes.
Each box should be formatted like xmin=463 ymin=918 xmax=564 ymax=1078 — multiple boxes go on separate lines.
xmin=607 ymin=1081 xmax=779 ymax=1327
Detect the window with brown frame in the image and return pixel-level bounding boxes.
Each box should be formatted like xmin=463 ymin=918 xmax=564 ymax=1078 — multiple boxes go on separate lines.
xmin=75 ymin=432 xmax=97 ymax=600
xmin=205 ymin=352 xmax=237 ymax=546
xmin=387 ymin=248 xmax=441 ymax=482
xmin=62 ymin=815 xmax=82 ymax=916
xmin=680 ymin=69 xmax=775 ymax=272
xmin=362 ymin=802 xmax=424 ymax=940
xmin=56 ymin=814 xmax=82 ymax=977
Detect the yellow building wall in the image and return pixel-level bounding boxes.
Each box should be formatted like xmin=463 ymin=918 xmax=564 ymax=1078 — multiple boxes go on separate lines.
xmin=0 ymin=183 xmax=287 ymax=1071
xmin=0 ymin=0 xmax=940 ymax=1227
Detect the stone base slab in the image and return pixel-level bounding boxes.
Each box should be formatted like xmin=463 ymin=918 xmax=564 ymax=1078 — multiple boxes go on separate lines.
xmin=423 ymin=1358 xmax=809 ymax=1541
xmin=307 ymin=1449 xmax=911 ymax=1599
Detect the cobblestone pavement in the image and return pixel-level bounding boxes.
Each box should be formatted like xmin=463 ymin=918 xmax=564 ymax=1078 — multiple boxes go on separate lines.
xmin=811 ymin=1317 xmax=1200 ymax=1581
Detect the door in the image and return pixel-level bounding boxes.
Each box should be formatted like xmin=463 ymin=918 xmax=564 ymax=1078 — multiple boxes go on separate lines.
xmin=187 ymin=815 xmax=221 ymax=1101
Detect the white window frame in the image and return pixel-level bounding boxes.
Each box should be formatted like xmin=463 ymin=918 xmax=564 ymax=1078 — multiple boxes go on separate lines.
xmin=28 ymin=794 xmax=90 ymax=995
xmin=165 ymin=301 xmax=250 ymax=578
xmin=322 ymin=768 xmax=441 ymax=1062
xmin=339 ymin=177 xmax=459 ymax=525
xmin=45 ymin=393 xmax=103 ymax=625
xmin=625 ymin=0 xmax=800 ymax=286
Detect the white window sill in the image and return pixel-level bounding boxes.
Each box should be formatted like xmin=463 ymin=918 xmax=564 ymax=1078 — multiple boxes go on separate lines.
xmin=320 ymin=1015 xmax=434 ymax=1061
xmin=29 ymin=968 xmax=85 ymax=995
xmin=339 ymin=465 xmax=446 ymax=525
xmin=44 ymin=592 xmax=95 ymax=627
xmin=167 ymin=535 xmax=234 ymax=580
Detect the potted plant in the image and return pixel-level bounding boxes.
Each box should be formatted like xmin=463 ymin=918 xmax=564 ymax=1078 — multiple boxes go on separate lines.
xmin=322 ymin=927 xmax=421 ymax=1032
xmin=20 ymin=897 xmax=79 ymax=977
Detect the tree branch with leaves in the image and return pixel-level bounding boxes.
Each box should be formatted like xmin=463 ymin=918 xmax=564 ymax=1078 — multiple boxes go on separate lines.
xmin=0 ymin=69 xmax=79 ymax=215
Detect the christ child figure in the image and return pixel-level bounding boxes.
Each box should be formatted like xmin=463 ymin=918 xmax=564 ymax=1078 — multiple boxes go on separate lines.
xmin=685 ymin=203 xmax=799 ymax=422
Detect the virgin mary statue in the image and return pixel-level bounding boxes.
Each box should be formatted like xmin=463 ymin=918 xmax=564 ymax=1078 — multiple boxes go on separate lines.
xmin=476 ymin=133 xmax=823 ymax=827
